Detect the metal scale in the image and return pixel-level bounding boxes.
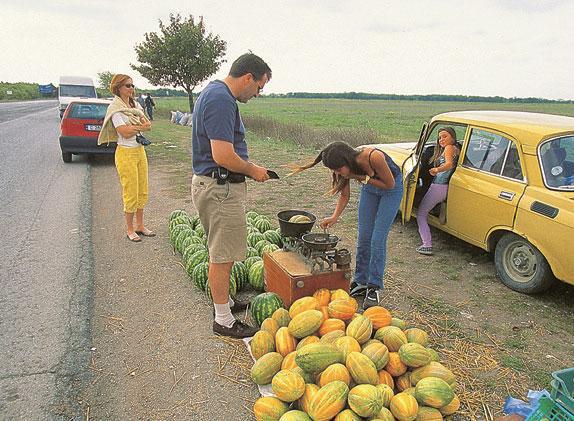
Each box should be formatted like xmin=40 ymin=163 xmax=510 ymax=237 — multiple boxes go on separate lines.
xmin=264 ymin=210 xmax=352 ymax=306
xmin=277 ymin=210 xmax=352 ymax=274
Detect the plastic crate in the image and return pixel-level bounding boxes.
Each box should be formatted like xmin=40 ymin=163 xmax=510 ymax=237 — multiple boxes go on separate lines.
xmin=525 ymin=396 xmax=573 ymax=421
xmin=552 ymin=368 xmax=574 ymax=415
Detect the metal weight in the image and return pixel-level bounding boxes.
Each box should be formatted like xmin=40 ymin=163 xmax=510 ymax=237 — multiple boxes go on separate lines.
xmin=296 ymin=280 xmax=305 ymax=288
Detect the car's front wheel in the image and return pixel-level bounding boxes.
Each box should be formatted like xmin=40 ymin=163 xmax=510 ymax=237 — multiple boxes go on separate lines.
xmin=494 ymin=233 xmax=554 ymax=293
xmin=62 ymin=152 xmax=72 ymax=163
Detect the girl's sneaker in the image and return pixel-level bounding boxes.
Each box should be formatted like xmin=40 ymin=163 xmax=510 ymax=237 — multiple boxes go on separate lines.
xmin=416 ymin=245 xmax=433 ymax=255
xmin=349 ymin=281 xmax=368 ymax=297
xmin=363 ymin=285 xmax=383 ymax=309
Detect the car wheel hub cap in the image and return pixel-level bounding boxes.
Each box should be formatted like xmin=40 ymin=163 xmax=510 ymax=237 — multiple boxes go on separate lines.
xmin=506 ymin=243 xmax=536 ymax=281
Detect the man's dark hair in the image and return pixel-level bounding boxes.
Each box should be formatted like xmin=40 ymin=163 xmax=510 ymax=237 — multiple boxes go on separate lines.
xmin=229 ymin=53 xmax=272 ymax=81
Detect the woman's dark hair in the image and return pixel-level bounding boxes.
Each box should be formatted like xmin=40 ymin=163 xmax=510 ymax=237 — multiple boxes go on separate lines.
xmin=110 ymin=74 xmax=136 ymax=108
xmin=430 ymin=126 xmax=458 ymax=165
xmin=288 ymin=141 xmax=365 ymax=194
xmin=229 ymin=53 xmax=272 ymax=81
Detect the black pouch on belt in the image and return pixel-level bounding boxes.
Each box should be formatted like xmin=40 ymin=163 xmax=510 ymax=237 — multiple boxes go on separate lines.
xmin=216 ymin=167 xmax=246 ymax=184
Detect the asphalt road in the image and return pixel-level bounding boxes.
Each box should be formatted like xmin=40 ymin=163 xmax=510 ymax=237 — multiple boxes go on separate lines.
xmin=0 ymin=100 xmax=92 ymax=418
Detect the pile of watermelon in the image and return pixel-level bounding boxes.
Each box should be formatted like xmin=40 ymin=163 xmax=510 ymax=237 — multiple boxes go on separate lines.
xmin=250 ymin=288 xmax=461 ymax=421
xmin=168 ymin=209 xmax=283 ymax=298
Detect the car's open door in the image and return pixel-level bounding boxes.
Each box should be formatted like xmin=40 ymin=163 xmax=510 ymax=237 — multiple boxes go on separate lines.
xmin=400 ymin=122 xmax=428 ymax=224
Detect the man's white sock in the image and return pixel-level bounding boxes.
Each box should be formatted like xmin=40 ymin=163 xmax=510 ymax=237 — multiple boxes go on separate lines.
xmin=214 ymin=302 xmax=235 ymax=328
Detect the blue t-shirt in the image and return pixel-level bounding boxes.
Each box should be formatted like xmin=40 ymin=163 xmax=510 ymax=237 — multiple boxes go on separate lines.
xmin=192 ymin=80 xmax=249 ymax=175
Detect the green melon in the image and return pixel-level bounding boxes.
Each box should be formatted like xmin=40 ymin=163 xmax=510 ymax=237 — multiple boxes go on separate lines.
xmin=185 ymin=249 xmax=209 ymax=277
xmin=231 ymin=261 xmax=248 ymax=291
xmin=254 ymin=216 xmax=272 ymax=233
xmin=175 ymin=227 xmax=195 ymax=253
xmin=247 ymin=232 xmax=266 ymax=248
xmin=246 ymin=210 xmax=260 ymax=221
xmin=248 ymin=260 xmax=265 ymax=291
xmin=295 ymin=343 xmax=344 ymax=373
xmin=263 ymin=229 xmax=283 ymax=247
xmin=261 ymin=243 xmax=280 ymax=255
xmin=250 ymin=292 xmax=284 ymax=327
xmin=254 ymin=239 xmax=272 ymax=256
xmin=244 ymin=256 xmax=262 ymax=271
xmin=170 ymin=223 xmax=191 ymax=245
xmin=246 ymin=246 xmax=259 ymax=259
xmin=191 ymin=262 xmax=209 ymax=291
xmin=169 ymin=209 xmax=187 ymax=221
xmin=194 ymin=224 xmax=205 ymax=238
xmin=182 ymin=243 xmax=207 ymax=264
xmin=189 ymin=214 xmax=201 ymax=230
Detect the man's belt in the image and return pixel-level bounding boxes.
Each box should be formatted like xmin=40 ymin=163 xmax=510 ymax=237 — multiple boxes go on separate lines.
xmin=203 ymin=168 xmax=246 ymax=184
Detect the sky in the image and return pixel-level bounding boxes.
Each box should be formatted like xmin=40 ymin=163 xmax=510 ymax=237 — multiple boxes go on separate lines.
xmin=2 ymin=0 xmax=573 ymax=100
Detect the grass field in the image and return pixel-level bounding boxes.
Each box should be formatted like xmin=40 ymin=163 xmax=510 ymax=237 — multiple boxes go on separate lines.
xmin=156 ymin=96 xmax=574 ymax=144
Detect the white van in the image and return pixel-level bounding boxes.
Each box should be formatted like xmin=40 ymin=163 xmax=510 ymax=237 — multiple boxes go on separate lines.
xmin=58 ymin=76 xmax=97 ymax=118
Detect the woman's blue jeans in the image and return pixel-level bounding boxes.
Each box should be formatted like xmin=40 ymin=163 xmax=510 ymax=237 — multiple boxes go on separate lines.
xmin=354 ymin=177 xmax=403 ymax=289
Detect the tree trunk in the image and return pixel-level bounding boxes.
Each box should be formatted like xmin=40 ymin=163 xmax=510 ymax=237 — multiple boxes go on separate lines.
xmin=187 ymin=91 xmax=194 ymax=113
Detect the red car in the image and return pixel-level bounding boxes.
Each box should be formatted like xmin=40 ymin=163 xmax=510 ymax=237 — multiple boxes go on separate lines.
xmin=59 ymin=98 xmax=115 ymax=162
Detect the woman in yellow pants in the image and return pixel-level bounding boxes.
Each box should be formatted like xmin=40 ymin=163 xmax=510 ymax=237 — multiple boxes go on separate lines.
xmin=99 ymin=74 xmax=154 ymax=242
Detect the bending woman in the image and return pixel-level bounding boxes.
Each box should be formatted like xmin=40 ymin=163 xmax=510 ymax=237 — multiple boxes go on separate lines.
xmin=98 ymin=74 xmax=154 ymax=242
xmin=290 ymin=141 xmax=402 ymax=309
xmin=416 ymin=127 xmax=460 ymax=255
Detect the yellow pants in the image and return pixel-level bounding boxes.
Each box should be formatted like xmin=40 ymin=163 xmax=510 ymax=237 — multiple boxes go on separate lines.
xmin=115 ymin=145 xmax=148 ymax=213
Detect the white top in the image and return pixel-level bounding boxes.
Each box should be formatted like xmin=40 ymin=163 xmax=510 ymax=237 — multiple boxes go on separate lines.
xmin=111 ymin=112 xmax=140 ymax=148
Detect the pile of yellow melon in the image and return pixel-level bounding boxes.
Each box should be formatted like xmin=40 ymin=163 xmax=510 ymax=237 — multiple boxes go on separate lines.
xmin=250 ymin=288 xmax=460 ymax=421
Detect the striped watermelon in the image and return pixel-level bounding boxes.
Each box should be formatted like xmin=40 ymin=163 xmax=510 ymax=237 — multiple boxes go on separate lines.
xmin=192 ymin=262 xmax=209 ymax=291
xmin=263 ymin=229 xmax=283 ymax=247
xmin=255 ymin=239 xmax=272 ymax=255
xmin=183 ymin=243 xmax=207 ymax=263
xmin=189 ymin=214 xmax=201 ymax=230
xmin=244 ymin=256 xmax=263 ymax=271
xmin=247 ymin=232 xmax=266 ymax=248
xmin=246 ymin=247 xmax=259 ymax=259
xmin=254 ymin=216 xmax=272 ymax=233
xmin=231 ymin=261 xmax=248 ymax=291
xmin=178 ymin=235 xmax=196 ymax=255
xmin=246 ymin=210 xmax=260 ymax=222
xmin=169 ymin=209 xmax=187 ymax=221
xmin=251 ymin=292 xmax=284 ymax=326
xmin=261 ymin=243 xmax=280 ymax=255
xmin=170 ymin=223 xmax=191 ymax=245
xmin=175 ymin=227 xmax=195 ymax=253
xmin=185 ymin=249 xmax=209 ymax=277
xmin=194 ymin=224 xmax=205 ymax=238
xmin=249 ymin=260 xmax=265 ymax=291
xmin=168 ymin=216 xmax=191 ymax=233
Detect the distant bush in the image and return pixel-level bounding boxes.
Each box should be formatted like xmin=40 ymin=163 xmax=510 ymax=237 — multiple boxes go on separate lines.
xmin=0 ymin=82 xmax=42 ymax=101
xmin=243 ymin=115 xmax=382 ymax=149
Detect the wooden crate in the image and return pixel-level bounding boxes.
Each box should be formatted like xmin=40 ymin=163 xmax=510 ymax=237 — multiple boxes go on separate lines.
xmin=264 ymin=250 xmax=351 ymax=307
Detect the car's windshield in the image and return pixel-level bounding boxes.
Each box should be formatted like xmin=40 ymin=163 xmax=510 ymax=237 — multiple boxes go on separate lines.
xmin=60 ymin=85 xmax=96 ymax=98
xmin=68 ymin=103 xmax=108 ymax=120
xmin=539 ymin=136 xmax=574 ymax=190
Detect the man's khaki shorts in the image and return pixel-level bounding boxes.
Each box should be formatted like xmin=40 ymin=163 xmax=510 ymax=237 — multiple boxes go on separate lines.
xmin=191 ymin=175 xmax=247 ymax=263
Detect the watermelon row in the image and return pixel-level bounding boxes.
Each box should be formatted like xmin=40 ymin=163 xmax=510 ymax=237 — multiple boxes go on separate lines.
xmin=250 ymin=289 xmax=461 ymax=421
xmin=168 ymin=209 xmax=284 ymax=300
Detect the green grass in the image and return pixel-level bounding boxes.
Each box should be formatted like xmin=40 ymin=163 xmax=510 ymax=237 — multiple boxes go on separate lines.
xmin=501 ymin=354 xmax=525 ymax=371
xmin=156 ymin=97 xmax=574 ymax=142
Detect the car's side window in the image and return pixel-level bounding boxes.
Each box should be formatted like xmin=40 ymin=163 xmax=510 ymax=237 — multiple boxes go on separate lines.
xmin=501 ymin=142 xmax=524 ymax=180
xmin=462 ymin=129 xmax=522 ymax=180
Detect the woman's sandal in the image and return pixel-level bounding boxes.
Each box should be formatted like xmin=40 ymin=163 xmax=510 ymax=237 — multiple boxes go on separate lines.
xmin=135 ymin=228 xmax=156 ymax=237
xmin=127 ymin=232 xmax=142 ymax=242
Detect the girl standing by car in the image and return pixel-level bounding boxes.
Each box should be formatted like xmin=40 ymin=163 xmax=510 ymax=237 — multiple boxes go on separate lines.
xmin=289 ymin=141 xmax=403 ymax=309
xmin=98 ymin=74 xmax=154 ymax=242
xmin=416 ymin=127 xmax=460 ymax=255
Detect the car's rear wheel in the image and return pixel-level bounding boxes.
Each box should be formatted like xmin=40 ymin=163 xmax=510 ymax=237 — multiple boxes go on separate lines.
xmin=494 ymin=233 xmax=554 ymax=293
xmin=62 ymin=152 xmax=72 ymax=163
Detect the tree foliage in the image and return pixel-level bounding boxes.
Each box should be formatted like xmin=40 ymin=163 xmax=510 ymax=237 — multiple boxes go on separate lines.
xmin=97 ymin=71 xmax=115 ymax=91
xmin=131 ymin=14 xmax=226 ymax=112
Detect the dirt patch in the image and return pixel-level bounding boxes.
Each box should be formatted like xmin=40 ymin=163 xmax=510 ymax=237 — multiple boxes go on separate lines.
xmin=80 ymin=131 xmax=574 ymax=420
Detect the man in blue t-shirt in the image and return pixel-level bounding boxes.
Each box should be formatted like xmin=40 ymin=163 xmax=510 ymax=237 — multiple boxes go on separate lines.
xmin=191 ymin=53 xmax=271 ymax=338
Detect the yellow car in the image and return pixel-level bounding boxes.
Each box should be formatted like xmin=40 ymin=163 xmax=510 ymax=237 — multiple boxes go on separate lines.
xmin=371 ymin=111 xmax=574 ymax=293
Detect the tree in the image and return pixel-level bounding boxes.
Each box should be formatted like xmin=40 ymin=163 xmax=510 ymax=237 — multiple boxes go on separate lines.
xmin=131 ymin=14 xmax=227 ymax=112
xmin=97 ymin=71 xmax=115 ymax=90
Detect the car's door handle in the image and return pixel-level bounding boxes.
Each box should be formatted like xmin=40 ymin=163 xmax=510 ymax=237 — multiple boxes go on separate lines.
xmin=499 ymin=191 xmax=515 ymax=200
